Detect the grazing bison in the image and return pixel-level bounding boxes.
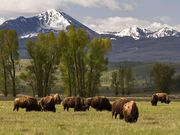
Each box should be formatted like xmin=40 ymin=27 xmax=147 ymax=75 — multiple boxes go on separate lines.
xmin=62 ymin=96 xmax=87 ymax=111
xmin=123 ymin=101 xmax=139 ymax=123
xmin=151 ymin=92 xmax=171 ymax=106
xmin=112 ymin=98 xmax=130 ymax=119
xmin=84 ymin=97 xmax=92 ymax=110
xmin=151 ymin=94 xmax=159 ymax=106
xmin=39 ymin=93 xmax=62 ymax=112
xmin=90 ymin=96 xmax=111 ymax=111
xmin=13 ymin=96 xmax=41 ymax=111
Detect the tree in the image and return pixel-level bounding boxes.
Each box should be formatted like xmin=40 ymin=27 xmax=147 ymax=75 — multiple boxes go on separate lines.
xmin=0 ymin=30 xmax=19 ymax=97
xmin=125 ymin=67 xmax=134 ymax=95
xmin=111 ymin=71 xmax=119 ymax=95
xmin=19 ymin=71 xmax=36 ymax=97
xmin=118 ymin=67 xmax=125 ymax=95
xmin=26 ymin=32 xmax=61 ymax=97
xmin=86 ymin=38 xmax=111 ymax=96
xmin=111 ymin=67 xmax=134 ymax=95
xmin=150 ymin=63 xmax=175 ymax=93
xmin=58 ymin=26 xmax=111 ymax=97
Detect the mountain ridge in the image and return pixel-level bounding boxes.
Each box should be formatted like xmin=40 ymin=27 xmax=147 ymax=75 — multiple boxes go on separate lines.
xmin=0 ymin=9 xmax=180 ymax=62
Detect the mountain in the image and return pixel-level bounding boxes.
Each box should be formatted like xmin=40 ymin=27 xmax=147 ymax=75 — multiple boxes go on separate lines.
xmin=114 ymin=27 xmax=151 ymax=40
xmin=1 ymin=9 xmax=180 ymax=62
xmin=108 ymin=26 xmax=180 ymax=40
xmin=0 ymin=9 xmax=98 ymax=39
xmin=0 ymin=17 xmax=5 ymax=25
xmin=149 ymin=27 xmax=180 ymax=38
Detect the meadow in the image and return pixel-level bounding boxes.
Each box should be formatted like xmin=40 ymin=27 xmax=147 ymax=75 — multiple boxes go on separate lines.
xmin=0 ymin=100 xmax=180 ymax=135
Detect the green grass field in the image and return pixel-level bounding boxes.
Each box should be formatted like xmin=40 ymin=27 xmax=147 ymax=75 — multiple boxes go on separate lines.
xmin=0 ymin=100 xmax=180 ymax=135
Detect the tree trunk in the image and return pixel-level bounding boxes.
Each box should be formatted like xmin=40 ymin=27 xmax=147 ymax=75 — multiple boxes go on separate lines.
xmin=2 ymin=60 xmax=8 ymax=96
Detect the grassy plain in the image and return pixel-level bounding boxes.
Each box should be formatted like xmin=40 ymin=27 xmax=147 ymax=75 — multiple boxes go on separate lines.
xmin=0 ymin=100 xmax=180 ymax=135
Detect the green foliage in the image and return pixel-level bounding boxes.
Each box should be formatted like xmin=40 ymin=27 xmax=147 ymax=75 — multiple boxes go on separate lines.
xmin=150 ymin=63 xmax=175 ymax=93
xmin=0 ymin=30 xmax=19 ymax=97
xmin=58 ymin=26 xmax=111 ymax=97
xmin=111 ymin=67 xmax=134 ymax=95
xmin=111 ymin=71 xmax=119 ymax=95
xmin=26 ymin=32 xmax=61 ymax=97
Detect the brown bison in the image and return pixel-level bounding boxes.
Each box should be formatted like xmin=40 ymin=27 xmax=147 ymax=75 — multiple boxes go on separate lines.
xmin=13 ymin=96 xmax=41 ymax=111
xmin=90 ymin=96 xmax=111 ymax=111
xmin=39 ymin=93 xmax=62 ymax=112
xmin=62 ymin=96 xmax=87 ymax=111
xmin=151 ymin=92 xmax=171 ymax=106
xmin=84 ymin=97 xmax=93 ymax=110
xmin=112 ymin=98 xmax=130 ymax=119
xmin=123 ymin=101 xmax=139 ymax=123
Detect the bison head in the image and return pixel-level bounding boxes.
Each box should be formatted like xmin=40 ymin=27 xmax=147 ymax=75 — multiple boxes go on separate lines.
xmin=53 ymin=93 xmax=63 ymax=104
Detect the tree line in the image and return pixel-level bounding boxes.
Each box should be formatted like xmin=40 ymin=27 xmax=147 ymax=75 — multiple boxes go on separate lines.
xmin=111 ymin=63 xmax=176 ymax=95
xmin=0 ymin=26 xmax=111 ymax=97
xmin=0 ymin=27 xmax=179 ymax=97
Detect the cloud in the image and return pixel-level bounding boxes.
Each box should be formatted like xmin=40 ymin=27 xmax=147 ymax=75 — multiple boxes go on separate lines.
xmin=0 ymin=0 xmax=136 ymax=16
xmin=83 ymin=16 xmax=150 ymax=32
xmin=83 ymin=16 xmax=180 ymax=32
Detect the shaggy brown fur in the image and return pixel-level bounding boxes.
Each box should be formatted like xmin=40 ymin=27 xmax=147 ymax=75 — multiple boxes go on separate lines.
xmin=123 ymin=101 xmax=139 ymax=123
xmin=90 ymin=96 xmax=111 ymax=111
xmin=62 ymin=96 xmax=87 ymax=111
xmin=39 ymin=93 xmax=62 ymax=112
xmin=84 ymin=97 xmax=92 ymax=110
xmin=151 ymin=94 xmax=159 ymax=106
xmin=151 ymin=92 xmax=171 ymax=106
xmin=112 ymin=98 xmax=130 ymax=119
xmin=13 ymin=96 xmax=41 ymax=111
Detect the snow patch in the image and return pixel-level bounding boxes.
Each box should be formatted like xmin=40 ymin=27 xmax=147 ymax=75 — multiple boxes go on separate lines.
xmin=38 ymin=9 xmax=70 ymax=30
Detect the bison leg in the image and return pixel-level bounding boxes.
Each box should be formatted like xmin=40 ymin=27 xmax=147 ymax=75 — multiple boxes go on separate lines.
xmin=63 ymin=106 xmax=66 ymax=111
xmin=120 ymin=113 xmax=124 ymax=119
xmin=52 ymin=106 xmax=56 ymax=112
xmin=13 ymin=105 xmax=17 ymax=111
xmin=112 ymin=112 xmax=115 ymax=118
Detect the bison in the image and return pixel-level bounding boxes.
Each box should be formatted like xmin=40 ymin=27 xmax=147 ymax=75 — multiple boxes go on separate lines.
xmin=13 ymin=96 xmax=41 ymax=111
xmin=84 ymin=97 xmax=92 ymax=111
xmin=62 ymin=96 xmax=87 ymax=111
xmin=112 ymin=98 xmax=130 ymax=119
xmin=90 ymin=96 xmax=111 ymax=111
xmin=151 ymin=92 xmax=171 ymax=106
xmin=123 ymin=101 xmax=139 ymax=123
xmin=39 ymin=93 xmax=62 ymax=112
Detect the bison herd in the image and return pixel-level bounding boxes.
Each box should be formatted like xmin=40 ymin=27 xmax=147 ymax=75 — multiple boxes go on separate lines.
xmin=13 ymin=92 xmax=171 ymax=123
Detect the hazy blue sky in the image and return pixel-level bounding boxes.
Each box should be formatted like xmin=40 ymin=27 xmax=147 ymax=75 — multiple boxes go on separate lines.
xmin=0 ymin=0 xmax=180 ymax=32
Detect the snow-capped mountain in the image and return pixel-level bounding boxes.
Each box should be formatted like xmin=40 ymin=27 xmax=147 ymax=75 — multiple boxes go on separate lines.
xmin=150 ymin=27 xmax=180 ymax=38
xmin=114 ymin=27 xmax=151 ymax=40
xmin=0 ymin=17 xmax=5 ymax=25
xmin=38 ymin=9 xmax=70 ymax=31
xmin=0 ymin=9 xmax=98 ymax=39
xmin=110 ymin=26 xmax=180 ymax=40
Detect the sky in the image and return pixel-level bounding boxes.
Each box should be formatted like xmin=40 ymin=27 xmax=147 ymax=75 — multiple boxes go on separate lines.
xmin=0 ymin=0 xmax=180 ymax=32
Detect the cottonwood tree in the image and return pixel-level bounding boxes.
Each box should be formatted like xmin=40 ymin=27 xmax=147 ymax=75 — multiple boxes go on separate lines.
xmin=0 ymin=30 xmax=19 ymax=97
xmin=111 ymin=71 xmax=119 ymax=95
xmin=150 ymin=63 xmax=175 ymax=93
xmin=86 ymin=38 xmax=111 ymax=96
xmin=26 ymin=32 xmax=61 ymax=97
xmin=58 ymin=26 xmax=111 ymax=97
xmin=111 ymin=67 xmax=134 ymax=95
